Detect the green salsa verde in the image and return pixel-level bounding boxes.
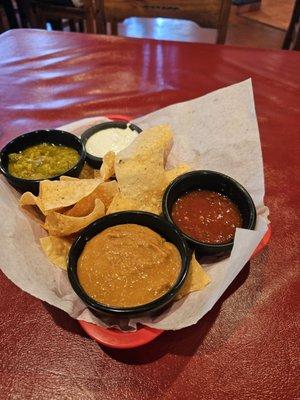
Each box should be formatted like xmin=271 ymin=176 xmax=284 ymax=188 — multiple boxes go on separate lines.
xmin=8 ymin=142 xmax=80 ymax=180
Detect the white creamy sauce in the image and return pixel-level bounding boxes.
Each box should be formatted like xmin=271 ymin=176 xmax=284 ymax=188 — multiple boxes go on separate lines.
xmin=86 ymin=126 xmax=139 ymax=158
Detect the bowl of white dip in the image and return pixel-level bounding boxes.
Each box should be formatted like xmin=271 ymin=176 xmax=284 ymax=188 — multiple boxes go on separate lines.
xmin=81 ymin=121 xmax=142 ymax=169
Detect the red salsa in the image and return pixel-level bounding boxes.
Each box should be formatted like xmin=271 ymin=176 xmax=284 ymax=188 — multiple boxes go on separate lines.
xmin=171 ymin=190 xmax=242 ymax=244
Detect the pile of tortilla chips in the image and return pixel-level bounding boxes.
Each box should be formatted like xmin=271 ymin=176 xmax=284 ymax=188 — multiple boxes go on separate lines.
xmin=19 ymin=124 xmax=210 ymax=300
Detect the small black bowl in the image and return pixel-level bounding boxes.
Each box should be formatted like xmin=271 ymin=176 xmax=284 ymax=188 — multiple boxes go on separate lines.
xmin=81 ymin=121 xmax=142 ymax=169
xmin=0 ymin=129 xmax=86 ymax=194
xmin=68 ymin=211 xmax=190 ymax=318
xmin=162 ymin=170 xmax=257 ymax=256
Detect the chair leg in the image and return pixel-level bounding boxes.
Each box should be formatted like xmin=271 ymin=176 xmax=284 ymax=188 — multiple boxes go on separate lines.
xmin=95 ymin=17 xmax=106 ymax=34
xmin=282 ymin=0 xmax=300 ymax=50
xmin=79 ymin=20 xmax=84 ymax=32
xmin=94 ymin=0 xmax=106 ymax=34
xmin=85 ymin=6 xmax=96 ymax=33
xmin=69 ymin=19 xmax=76 ymax=31
xmin=2 ymin=0 xmax=19 ymax=28
xmin=0 ymin=9 xmax=5 ymax=32
xmin=216 ymin=0 xmax=231 ymax=44
xmin=16 ymin=0 xmax=28 ymax=28
xmin=21 ymin=0 xmax=36 ymax=28
xmin=95 ymin=10 xmax=106 ymax=33
xmin=85 ymin=18 xmax=95 ymax=33
xmin=111 ymin=20 xmax=118 ymax=35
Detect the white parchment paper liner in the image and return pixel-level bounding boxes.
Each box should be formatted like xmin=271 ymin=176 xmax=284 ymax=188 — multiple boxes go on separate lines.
xmin=0 ymin=79 xmax=269 ymax=330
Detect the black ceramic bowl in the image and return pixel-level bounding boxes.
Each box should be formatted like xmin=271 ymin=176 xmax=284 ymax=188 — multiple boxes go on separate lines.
xmin=0 ymin=129 xmax=86 ymax=194
xmin=81 ymin=121 xmax=142 ymax=169
xmin=163 ymin=170 xmax=257 ymax=256
xmin=68 ymin=211 xmax=190 ymax=318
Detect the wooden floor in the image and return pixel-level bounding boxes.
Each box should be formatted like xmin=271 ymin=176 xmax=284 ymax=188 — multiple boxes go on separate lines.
xmin=242 ymin=0 xmax=295 ymax=31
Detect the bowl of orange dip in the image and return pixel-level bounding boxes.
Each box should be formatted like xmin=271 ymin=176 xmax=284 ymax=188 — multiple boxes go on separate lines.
xmin=68 ymin=211 xmax=190 ymax=317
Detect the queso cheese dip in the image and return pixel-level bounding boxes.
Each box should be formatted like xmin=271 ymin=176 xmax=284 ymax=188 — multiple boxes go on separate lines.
xmin=77 ymin=224 xmax=181 ymax=307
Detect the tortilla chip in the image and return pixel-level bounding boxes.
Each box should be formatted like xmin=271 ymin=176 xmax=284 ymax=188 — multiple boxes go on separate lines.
xmin=59 ymin=176 xmax=79 ymax=181
xmin=44 ymin=198 xmax=105 ymax=236
xmin=79 ymin=162 xmax=95 ymax=179
xmin=94 ymin=169 xmax=101 ymax=178
xmin=175 ymin=253 xmax=211 ymax=300
xmin=40 ymin=236 xmax=72 ymax=270
xmin=65 ymin=180 xmax=118 ymax=217
xmin=20 ymin=205 xmax=45 ymax=225
xmin=20 ymin=192 xmax=46 ymax=215
xmin=165 ymin=164 xmax=191 ymax=186
xmin=110 ymin=125 xmax=173 ymax=214
xmin=107 ymin=191 xmax=137 ymax=214
xmin=117 ymin=124 xmax=173 ymax=163
xmin=100 ymin=151 xmax=115 ymax=181
xmin=39 ymin=178 xmax=103 ymax=211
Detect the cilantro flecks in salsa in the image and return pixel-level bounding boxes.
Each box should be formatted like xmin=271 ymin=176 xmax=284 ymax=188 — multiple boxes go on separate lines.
xmin=8 ymin=143 xmax=79 ymax=180
xmin=171 ymin=190 xmax=242 ymax=244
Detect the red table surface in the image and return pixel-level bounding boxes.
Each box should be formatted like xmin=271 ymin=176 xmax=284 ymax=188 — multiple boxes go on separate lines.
xmin=0 ymin=29 xmax=299 ymax=400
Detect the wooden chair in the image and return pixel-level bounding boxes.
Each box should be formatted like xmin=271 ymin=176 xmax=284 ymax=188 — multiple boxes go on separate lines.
xmin=103 ymin=0 xmax=231 ymax=44
xmin=282 ymin=0 xmax=300 ymax=51
xmin=24 ymin=0 xmax=106 ymax=34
